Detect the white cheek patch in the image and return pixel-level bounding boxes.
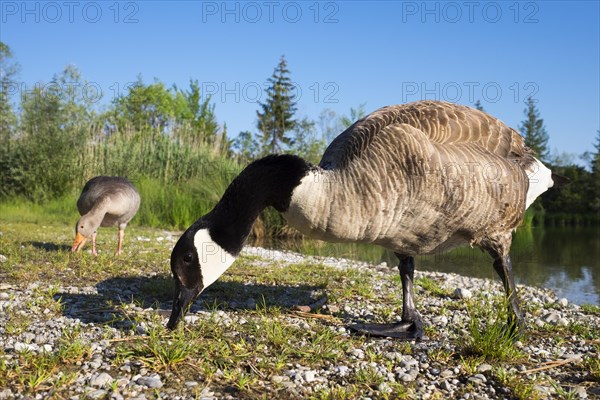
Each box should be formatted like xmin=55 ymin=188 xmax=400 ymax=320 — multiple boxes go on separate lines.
xmin=525 ymin=157 xmax=554 ymax=209
xmin=193 ymin=229 xmax=236 ymax=289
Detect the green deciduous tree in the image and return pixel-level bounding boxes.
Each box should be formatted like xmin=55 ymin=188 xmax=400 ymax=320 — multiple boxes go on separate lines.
xmin=11 ymin=66 xmax=90 ymax=200
xmin=339 ymin=103 xmax=367 ymax=130
xmin=113 ymin=76 xmax=178 ymax=131
xmin=290 ymin=117 xmax=323 ymax=164
xmin=474 ymin=100 xmax=484 ymax=111
xmin=256 ymin=55 xmax=297 ymax=155
xmin=0 ymin=42 xmax=18 ymax=141
xmin=519 ymin=97 xmax=549 ymax=161
xmin=590 ymin=130 xmax=600 ymax=213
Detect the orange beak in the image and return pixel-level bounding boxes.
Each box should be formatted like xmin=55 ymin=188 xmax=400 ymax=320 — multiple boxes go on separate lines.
xmin=71 ymin=232 xmax=88 ymax=252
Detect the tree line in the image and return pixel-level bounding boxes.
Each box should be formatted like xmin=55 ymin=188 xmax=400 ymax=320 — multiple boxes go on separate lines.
xmin=1 ymin=42 xmax=598 ymax=227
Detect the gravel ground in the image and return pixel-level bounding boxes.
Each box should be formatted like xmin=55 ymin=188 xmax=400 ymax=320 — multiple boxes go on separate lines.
xmin=1 ymin=243 xmax=599 ymax=399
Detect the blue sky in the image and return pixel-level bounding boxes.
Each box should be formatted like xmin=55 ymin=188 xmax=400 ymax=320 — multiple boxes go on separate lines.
xmin=2 ymin=1 xmax=599 ymax=161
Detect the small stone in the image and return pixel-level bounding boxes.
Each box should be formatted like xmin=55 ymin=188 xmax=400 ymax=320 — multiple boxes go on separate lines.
xmin=350 ymin=349 xmax=364 ymax=359
xmin=184 ymin=315 xmax=200 ymax=323
xmin=557 ymin=298 xmax=569 ymax=307
xmin=335 ymin=366 xmax=350 ymax=376
xmin=41 ymin=344 xmax=52 ymax=353
xmin=572 ymin=386 xmax=587 ymax=398
xmin=378 ymin=382 xmax=392 ymax=394
xmin=440 ymin=369 xmax=453 ymax=379
xmin=184 ymin=381 xmax=199 ymax=387
xmin=400 ymin=357 xmax=419 ymax=369
xmin=432 ymin=315 xmax=448 ymax=326
xmin=87 ymin=389 xmax=107 ymax=399
xmin=304 ymin=371 xmax=315 ymax=382
xmin=0 ymin=255 xmax=7 ymax=263
xmin=589 ymin=387 xmax=600 ymax=396
xmin=561 ymin=353 xmax=583 ymax=360
xmin=542 ymin=312 xmax=560 ymax=325
xmin=326 ymin=305 xmax=340 ymax=313
xmin=557 ymin=317 xmax=569 ymax=326
xmin=271 ymin=375 xmax=287 ymax=384
xmin=90 ymin=372 xmax=112 ymax=387
xmin=476 ymin=363 xmax=492 ymax=373
xmin=468 ymin=374 xmax=486 ymax=385
xmin=136 ymin=374 xmax=163 ymax=389
xmin=440 ymin=380 xmax=452 ymax=391
xmin=0 ymin=293 xmax=9 ymax=300
xmin=401 ymin=373 xmax=416 ymax=382
xmin=454 ymin=288 xmax=472 ymax=299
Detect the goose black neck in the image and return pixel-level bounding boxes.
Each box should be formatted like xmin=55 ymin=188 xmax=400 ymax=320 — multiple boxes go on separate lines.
xmin=203 ymin=154 xmax=312 ymax=255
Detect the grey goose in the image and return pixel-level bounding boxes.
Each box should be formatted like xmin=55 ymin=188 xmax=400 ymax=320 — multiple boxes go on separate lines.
xmin=72 ymin=176 xmax=141 ymax=256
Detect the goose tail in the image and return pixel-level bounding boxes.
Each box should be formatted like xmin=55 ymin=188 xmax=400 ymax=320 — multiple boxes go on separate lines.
xmin=524 ymin=158 xmax=557 ymax=209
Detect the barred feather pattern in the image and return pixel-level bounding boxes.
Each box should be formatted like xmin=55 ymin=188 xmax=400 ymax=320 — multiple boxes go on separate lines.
xmin=284 ymin=101 xmax=538 ymax=256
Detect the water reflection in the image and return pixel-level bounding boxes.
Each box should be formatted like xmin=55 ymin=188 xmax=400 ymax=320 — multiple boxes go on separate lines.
xmin=252 ymin=227 xmax=600 ymax=305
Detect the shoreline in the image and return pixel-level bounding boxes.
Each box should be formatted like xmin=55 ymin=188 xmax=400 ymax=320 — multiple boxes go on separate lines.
xmin=0 ymin=231 xmax=599 ymax=399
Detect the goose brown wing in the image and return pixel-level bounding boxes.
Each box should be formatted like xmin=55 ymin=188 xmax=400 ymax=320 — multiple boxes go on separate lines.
xmin=319 ymin=100 xmax=535 ymax=170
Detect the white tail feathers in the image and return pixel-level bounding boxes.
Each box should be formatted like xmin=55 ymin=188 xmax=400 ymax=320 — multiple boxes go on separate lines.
xmin=525 ymin=158 xmax=554 ymax=209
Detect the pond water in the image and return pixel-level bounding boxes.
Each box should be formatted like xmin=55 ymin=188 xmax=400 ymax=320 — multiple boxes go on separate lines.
xmin=254 ymin=227 xmax=600 ymax=306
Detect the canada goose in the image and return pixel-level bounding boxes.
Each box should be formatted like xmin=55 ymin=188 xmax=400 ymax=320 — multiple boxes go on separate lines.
xmin=71 ymin=176 xmax=141 ymax=256
xmin=167 ymin=100 xmax=556 ymax=338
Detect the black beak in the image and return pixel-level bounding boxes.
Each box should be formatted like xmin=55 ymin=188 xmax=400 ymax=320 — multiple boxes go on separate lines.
xmin=167 ymin=285 xmax=200 ymax=330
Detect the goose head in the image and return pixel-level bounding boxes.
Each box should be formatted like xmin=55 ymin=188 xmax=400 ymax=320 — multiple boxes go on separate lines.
xmin=167 ymin=222 xmax=236 ymax=329
xmin=71 ymin=214 xmax=100 ymax=252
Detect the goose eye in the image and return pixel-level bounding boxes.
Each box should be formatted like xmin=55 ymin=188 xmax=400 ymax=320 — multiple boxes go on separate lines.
xmin=183 ymin=253 xmax=193 ymax=263
xmin=80 ymin=225 xmax=84 ymax=229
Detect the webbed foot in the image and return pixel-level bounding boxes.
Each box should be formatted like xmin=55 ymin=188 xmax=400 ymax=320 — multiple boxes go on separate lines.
xmin=348 ymin=319 xmax=424 ymax=340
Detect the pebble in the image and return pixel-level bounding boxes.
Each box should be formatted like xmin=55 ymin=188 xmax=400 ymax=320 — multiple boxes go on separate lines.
xmin=136 ymin=375 xmax=163 ymax=389
xmin=303 ymin=371 xmax=316 ymax=382
xmin=476 ymin=363 xmax=492 ymax=373
xmin=89 ymin=372 xmax=112 ymax=387
xmin=0 ymin=244 xmax=597 ymax=400
xmin=454 ymin=288 xmax=473 ymax=299
xmin=542 ymin=312 xmax=561 ymax=325
xmin=440 ymin=369 xmax=454 ymax=378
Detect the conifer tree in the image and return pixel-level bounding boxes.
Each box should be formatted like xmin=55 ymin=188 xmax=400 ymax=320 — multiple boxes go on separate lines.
xmin=256 ymin=55 xmax=297 ymax=154
xmin=519 ymin=97 xmax=549 ymax=161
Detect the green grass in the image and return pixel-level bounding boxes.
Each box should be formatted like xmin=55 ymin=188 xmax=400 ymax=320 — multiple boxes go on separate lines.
xmin=1 ymin=219 xmax=598 ymax=399
xmin=461 ymin=296 xmax=526 ymax=361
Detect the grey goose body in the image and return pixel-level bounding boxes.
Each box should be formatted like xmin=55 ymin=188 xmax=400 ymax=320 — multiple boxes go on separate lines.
xmin=167 ymin=100 xmax=556 ymax=338
xmin=72 ymin=176 xmax=141 ymax=256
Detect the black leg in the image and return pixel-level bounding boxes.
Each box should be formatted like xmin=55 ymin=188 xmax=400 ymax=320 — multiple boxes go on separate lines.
xmin=491 ymin=253 xmax=524 ymax=336
xmin=348 ymin=254 xmax=424 ymax=340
